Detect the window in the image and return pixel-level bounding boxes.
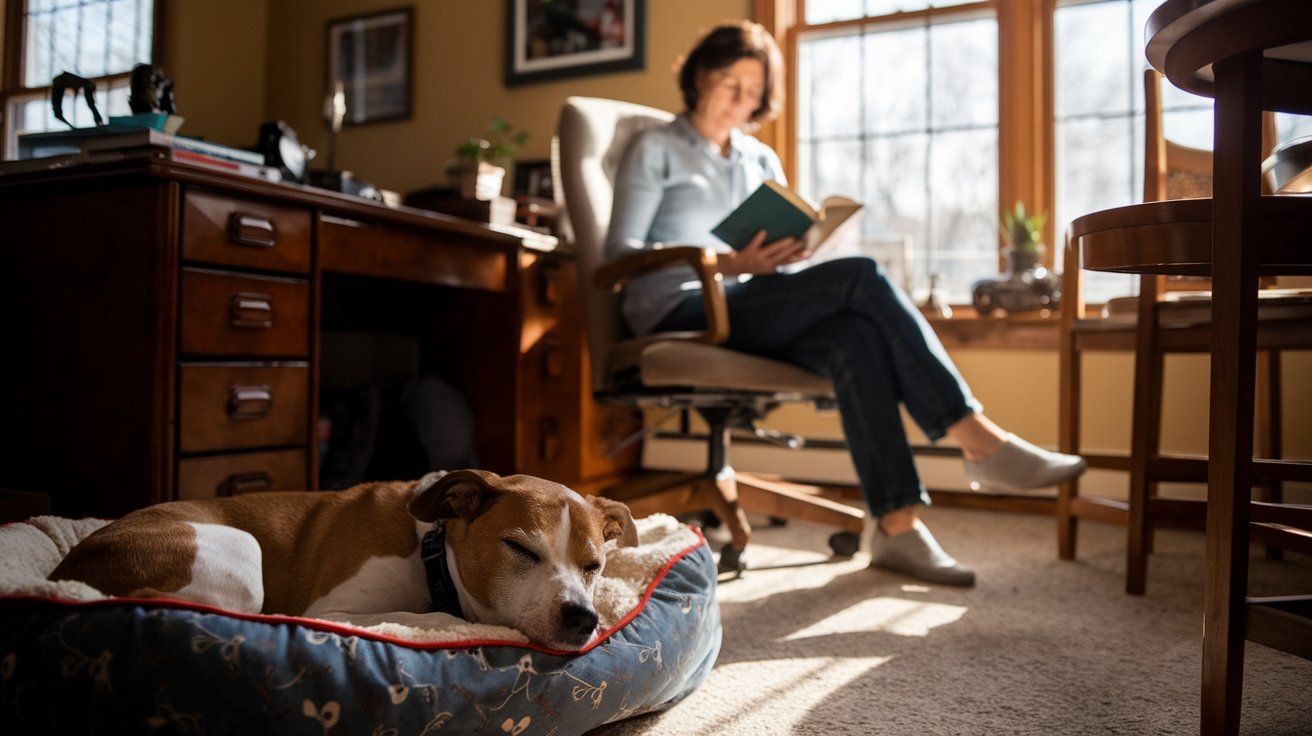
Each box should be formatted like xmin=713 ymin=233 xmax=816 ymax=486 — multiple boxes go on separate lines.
xmin=795 ymin=1 xmax=999 ymax=301
xmin=2 ymin=0 xmax=157 ymax=158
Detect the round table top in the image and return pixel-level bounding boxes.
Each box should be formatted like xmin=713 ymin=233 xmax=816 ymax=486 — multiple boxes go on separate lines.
xmin=1146 ymin=0 xmax=1312 ymax=113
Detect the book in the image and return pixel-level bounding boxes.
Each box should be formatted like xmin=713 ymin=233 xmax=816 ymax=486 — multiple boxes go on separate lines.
xmin=17 ymin=126 xmax=264 ymax=165
xmin=711 ymin=179 xmax=863 ymax=255
xmin=166 ymin=148 xmax=282 ymax=182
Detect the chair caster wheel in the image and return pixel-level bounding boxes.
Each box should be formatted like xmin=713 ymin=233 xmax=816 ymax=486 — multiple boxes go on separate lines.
xmin=829 ymin=531 xmax=860 ymax=558
xmin=717 ymin=544 xmax=746 ymax=576
xmin=767 ymin=516 xmax=788 ymax=527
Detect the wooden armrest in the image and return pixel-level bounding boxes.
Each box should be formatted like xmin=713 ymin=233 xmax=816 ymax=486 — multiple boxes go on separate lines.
xmin=594 ymin=246 xmax=729 ymax=344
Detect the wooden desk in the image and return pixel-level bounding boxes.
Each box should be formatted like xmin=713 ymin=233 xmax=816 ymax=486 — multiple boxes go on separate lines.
xmin=0 ymin=152 xmax=639 ymax=517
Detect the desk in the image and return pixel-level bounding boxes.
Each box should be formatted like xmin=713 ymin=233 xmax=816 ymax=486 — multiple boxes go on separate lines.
xmin=0 ymin=152 xmax=640 ymax=517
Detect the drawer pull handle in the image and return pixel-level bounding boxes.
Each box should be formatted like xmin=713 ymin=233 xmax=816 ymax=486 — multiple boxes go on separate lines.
xmin=539 ymin=418 xmax=561 ymax=463
xmin=227 ymin=384 xmax=273 ymax=419
xmin=230 ymin=292 xmax=273 ymax=328
xmin=228 ymin=212 xmax=277 ymax=248
xmin=224 ymin=471 xmax=273 ymax=496
xmin=541 ymin=337 xmax=564 ymax=379
xmin=538 ymin=261 xmax=561 ymax=306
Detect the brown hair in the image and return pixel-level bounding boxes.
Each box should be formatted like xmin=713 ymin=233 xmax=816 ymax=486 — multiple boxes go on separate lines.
xmin=677 ymin=21 xmax=783 ymax=126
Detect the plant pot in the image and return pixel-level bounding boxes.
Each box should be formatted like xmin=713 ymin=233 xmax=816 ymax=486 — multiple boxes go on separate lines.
xmin=449 ymin=161 xmax=506 ymax=201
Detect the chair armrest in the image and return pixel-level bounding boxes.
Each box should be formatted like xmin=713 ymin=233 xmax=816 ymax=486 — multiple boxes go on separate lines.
xmin=594 ymin=246 xmax=729 ymax=344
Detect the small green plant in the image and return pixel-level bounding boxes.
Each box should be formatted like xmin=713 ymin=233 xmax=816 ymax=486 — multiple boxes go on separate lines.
xmin=445 ymin=117 xmax=530 ymax=175
xmin=1000 ymin=201 xmax=1047 ymax=253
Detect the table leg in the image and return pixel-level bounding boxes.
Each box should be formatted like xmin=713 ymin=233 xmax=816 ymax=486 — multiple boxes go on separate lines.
xmin=1201 ymin=51 xmax=1264 ymax=736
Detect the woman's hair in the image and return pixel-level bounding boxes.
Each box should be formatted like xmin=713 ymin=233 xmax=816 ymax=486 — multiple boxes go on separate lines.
xmin=677 ymin=21 xmax=783 ymax=126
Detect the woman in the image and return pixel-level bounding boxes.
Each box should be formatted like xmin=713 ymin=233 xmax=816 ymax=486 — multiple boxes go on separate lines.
xmin=605 ymin=22 xmax=1086 ymax=586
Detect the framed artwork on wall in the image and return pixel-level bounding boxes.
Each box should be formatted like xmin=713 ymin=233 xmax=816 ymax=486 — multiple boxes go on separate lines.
xmin=505 ymin=0 xmax=645 ymax=87
xmin=326 ymin=7 xmax=413 ymax=125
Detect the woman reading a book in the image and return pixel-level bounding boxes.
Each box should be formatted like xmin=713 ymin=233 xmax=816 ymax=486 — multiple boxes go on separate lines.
xmin=606 ymin=21 xmax=1086 ymax=586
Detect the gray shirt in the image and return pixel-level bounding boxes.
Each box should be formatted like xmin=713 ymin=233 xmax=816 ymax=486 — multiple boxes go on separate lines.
xmin=605 ymin=114 xmax=786 ymax=335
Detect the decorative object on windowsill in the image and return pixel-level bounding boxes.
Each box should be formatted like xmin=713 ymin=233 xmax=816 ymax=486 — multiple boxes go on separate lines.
xmin=920 ymin=273 xmax=953 ymax=319
xmin=112 ymin=63 xmax=184 ymax=133
xmin=50 ymin=71 xmax=104 ymax=128
xmin=971 ymin=202 xmax=1060 ymax=316
xmin=444 ymin=117 xmax=530 ymax=200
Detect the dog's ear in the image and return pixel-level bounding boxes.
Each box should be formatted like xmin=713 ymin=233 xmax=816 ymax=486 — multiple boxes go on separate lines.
xmin=588 ymin=495 xmax=639 ymax=548
xmin=408 ymin=469 xmax=501 ymax=523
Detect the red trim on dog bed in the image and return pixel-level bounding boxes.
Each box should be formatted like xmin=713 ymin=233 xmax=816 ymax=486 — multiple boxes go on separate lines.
xmin=0 ymin=526 xmax=709 ymax=657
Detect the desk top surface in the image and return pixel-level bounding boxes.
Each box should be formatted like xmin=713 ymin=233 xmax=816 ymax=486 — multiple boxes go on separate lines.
xmin=0 ymin=149 xmax=560 ymax=253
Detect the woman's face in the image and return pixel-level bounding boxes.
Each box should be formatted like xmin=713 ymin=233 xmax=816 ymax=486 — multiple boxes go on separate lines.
xmin=695 ymin=57 xmax=765 ymax=131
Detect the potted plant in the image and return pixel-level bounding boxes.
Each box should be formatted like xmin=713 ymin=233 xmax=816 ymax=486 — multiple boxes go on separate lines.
xmin=970 ymin=201 xmax=1060 ymax=315
xmin=445 ymin=117 xmax=530 ymax=200
xmin=1000 ymin=201 xmax=1047 ymax=275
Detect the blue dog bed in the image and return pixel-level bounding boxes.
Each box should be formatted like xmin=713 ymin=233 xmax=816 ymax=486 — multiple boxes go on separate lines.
xmin=0 ymin=515 xmax=719 ymax=734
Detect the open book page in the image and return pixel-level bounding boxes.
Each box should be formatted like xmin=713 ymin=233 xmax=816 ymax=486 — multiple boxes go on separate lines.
xmin=803 ymin=196 xmax=863 ymax=255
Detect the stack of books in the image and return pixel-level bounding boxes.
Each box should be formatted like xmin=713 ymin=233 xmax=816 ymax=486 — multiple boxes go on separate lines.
xmin=16 ymin=127 xmax=281 ymax=182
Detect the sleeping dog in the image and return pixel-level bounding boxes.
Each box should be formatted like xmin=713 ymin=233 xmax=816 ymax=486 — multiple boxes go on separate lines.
xmin=49 ymin=469 xmax=639 ymax=650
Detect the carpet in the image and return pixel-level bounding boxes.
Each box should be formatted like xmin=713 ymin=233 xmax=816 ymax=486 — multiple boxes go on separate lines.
xmin=597 ymin=506 xmax=1312 ymax=735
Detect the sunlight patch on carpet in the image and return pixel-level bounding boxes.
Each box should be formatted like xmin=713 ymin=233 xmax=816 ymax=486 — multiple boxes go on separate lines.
xmin=783 ymin=596 xmax=968 ymax=639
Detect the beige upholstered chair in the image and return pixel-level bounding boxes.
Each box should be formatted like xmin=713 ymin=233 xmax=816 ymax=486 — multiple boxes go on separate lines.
xmin=554 ymin=96 xmax=865 ymax=573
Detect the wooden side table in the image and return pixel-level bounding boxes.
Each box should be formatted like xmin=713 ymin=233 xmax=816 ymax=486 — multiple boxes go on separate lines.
xmin=1072 ymin=2 xmax=1312 ymax=732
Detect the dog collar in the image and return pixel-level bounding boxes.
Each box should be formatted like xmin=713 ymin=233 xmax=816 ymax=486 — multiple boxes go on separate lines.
xmin=421 ymin=520 xmax=465 ymax=620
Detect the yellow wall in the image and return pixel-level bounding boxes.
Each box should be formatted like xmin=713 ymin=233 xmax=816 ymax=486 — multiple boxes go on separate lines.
xmin=160 ymin=0 xmax=271 ymax=148
xmin=263 ymin=0 xmax=751 ymax=194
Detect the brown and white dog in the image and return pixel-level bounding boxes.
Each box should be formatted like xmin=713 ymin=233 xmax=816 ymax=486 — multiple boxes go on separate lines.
xmin=49 ymin=469 xmax=639 ymax=650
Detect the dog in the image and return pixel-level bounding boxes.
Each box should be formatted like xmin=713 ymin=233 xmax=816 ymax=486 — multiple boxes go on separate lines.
xmin=49 ymin=469 xmax=639 ymax=650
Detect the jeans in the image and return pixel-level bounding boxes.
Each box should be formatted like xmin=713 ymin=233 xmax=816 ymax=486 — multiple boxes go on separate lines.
xmin=651 ymin=256 xmax=982 ymax=517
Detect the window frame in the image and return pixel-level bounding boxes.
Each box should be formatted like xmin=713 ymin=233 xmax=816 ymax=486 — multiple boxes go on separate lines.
xmin=759 ymin=0 xmax=1057 ymax=282
xmin=1 ymin=0 xmax=167 ymax=154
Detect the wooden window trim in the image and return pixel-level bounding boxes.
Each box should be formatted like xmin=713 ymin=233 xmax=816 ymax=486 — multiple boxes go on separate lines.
xmin=1 ymin=0 xmax=167 ymax=145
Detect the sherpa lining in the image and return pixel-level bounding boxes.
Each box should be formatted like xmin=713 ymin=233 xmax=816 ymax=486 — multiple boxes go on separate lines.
xmin=0 ymin=513 xmax=701 ymax=652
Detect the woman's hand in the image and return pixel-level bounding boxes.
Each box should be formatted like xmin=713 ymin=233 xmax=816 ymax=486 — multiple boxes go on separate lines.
xmin=717 ymin=230 xmax=809 ymax=277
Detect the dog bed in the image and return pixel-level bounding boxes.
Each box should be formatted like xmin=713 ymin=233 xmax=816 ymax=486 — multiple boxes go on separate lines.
xmin=0 ymin=513 xmax=718 ymax=735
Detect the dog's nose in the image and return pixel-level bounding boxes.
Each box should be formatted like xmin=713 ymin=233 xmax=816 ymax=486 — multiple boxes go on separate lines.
xmin=560 ymin=601 xmax=598 ymax=638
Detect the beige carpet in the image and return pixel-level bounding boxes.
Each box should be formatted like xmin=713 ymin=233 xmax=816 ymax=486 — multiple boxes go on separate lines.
xmin=598 ymin=506 xmax=1312 ymax=735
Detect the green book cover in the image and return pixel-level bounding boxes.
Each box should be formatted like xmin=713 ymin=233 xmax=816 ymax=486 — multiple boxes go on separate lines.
xmin=711 ymin=180 xmax=818 ymax=250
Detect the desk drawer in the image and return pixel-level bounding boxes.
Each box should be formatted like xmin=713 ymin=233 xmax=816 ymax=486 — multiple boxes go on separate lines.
xmin=183 ymin=188 xmax=312 ymax=273
xmin=178 ymin=449 xmax=308 ymax=501
xmin=179 ymin=363 xmax=309 ymax=453
xmin=181 ymin=268 xmax=309 ymax=357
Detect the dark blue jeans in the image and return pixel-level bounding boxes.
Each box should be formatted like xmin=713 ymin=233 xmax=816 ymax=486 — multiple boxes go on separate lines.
xmin=651 ymin=256 xmax=982 ymax=517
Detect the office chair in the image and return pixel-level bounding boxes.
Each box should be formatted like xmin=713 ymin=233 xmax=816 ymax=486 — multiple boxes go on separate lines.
xmin=554 ymin=96 xmax=865 ymax=574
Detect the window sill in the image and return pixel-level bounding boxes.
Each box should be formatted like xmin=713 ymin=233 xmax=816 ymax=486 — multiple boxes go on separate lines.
xmin=921 ymin=307 xmax=1059 ymax=350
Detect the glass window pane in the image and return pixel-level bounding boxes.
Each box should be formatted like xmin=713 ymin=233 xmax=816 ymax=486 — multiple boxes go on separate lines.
xmin=862 ymin=133 xmax=928 ymax=245
xmin=805 ymin=33 xmax=864 ymax=139
xmin=1276 ymin=113 xmax=1312 ymax=143
xmin=806 ymin=0 xmax=866 ymax=24
xmin=930 ymin=18 xmax=998 ymax=129
xmin=78 ymin=3 xmax=110 ymax=79
xmin=863 ymin=25 xmax=926 ymax=135
xmin=806 ymin=139 xmax=864 ymax=203
xmin=1055 ymin=0 xmax=1132 ymax=119
xmin=23 ymin=0 xmax=153 ymax=87
xmin=929 ymin=128 xmax=998 ymax=299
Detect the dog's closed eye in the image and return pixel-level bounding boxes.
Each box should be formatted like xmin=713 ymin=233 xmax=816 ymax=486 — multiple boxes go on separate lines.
xmin=502 ymin=538 xmax=541 ymax=564
xmin=583 ymin=561 xmax=602 ymax=575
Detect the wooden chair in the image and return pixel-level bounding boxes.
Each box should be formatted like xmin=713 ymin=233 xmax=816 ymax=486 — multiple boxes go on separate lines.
xmin=553 ymin=97 xmax=865 ymax=575
xmin=1056 ymin=69 xmax=1312 ymax=595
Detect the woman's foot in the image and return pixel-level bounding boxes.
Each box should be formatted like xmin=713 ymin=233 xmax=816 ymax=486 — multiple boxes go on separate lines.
xmin=963 ymin=433 xmax=1087 ymax=490
xmin=870 ymin=520 xmax=975 ymax=587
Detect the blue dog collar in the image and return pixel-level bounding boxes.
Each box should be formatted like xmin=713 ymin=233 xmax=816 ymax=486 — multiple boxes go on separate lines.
xmin=421 ymin=520 xmax=465 ymax=620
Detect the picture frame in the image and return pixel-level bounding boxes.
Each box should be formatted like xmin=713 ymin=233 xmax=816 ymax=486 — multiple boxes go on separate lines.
xmin=326 ymin=8 xmax=413 ymax=125
xmin=505 ymin=0 xmax=645 ymax=87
